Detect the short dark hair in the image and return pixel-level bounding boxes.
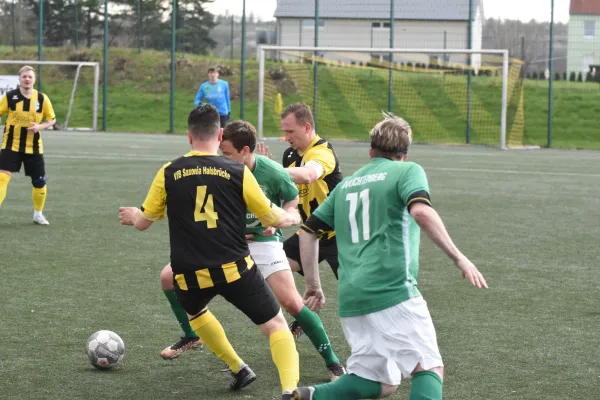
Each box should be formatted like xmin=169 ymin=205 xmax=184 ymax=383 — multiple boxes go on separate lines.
xmin=280 ymin=102 xmax=315 ymax=130
xmin=207 ymin=67 xmax=217 ymax=73
xmin=222 ymin=120 xmax=257 ymax=152
xmin=188 ymin=104 xmax=221 ymax=140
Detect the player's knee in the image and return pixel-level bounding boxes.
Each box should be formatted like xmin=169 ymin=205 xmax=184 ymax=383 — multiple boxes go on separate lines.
xmin=379 ymin=384 xmax=398 ymax=398
xmin=280 ymin=292 xmax=304 ymax=315
xmin=31 ymin=175 xmax=47 ymax=188
xmin=412 ymin=364 xmax=444 ymax=380
xmin=288 ymin=258 xmax=301 ymax=272
xmin=258 ymin=310 xmax=288 ymax=337
xmin=159 ymin=264 xmax=174 ymax=290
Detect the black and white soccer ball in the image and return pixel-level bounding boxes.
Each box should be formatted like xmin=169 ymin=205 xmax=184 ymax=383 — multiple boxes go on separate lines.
xmin=86 ymin=330 xmax=125 ymax=370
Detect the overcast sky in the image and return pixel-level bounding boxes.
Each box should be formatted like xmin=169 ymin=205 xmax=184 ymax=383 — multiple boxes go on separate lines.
xmin=206 ymin=0 xmax=571 ymax=23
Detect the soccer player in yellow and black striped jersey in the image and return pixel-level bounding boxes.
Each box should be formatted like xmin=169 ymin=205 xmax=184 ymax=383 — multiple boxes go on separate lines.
xmin=0 ymin=66 xmax=56 ymax=225
xmin=279 ymin=103 xmax=343 ymax=281
xmin=118 ymin=104 xmax=302 ymax=400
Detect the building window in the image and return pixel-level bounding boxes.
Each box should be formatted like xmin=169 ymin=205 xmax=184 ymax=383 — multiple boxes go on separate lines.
xmin=584 ymin=20 xmax=596 ymax=38
xmin=372 ymin=22 xmax=391 ymax=29
xmin=303 ymin=20 xmax=325 ymax=29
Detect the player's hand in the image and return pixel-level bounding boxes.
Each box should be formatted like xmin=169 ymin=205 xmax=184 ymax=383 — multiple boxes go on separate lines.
xmin=262 ymin=227 xmax=276 ymax=237
xmin=455 ymin=257 xmax=488 ymax=288
xmin=27 ymin=122 xmax=40 ymax=133
xmin=119 ymin=207 xmax=138 ymax=226
xmin=303 ymin=287 xmax=325 ymax=313
xmin=245 ymin=233 xmax=254 ymax=243
xmin=256 ymin=142 xmax=272 ymax=160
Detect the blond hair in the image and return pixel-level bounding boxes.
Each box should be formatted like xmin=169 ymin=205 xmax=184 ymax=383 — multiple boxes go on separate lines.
xmin=19 ymin=65 xmax=35 ymax=76
xmin=369 ymin=111 xmax=413 ymax=158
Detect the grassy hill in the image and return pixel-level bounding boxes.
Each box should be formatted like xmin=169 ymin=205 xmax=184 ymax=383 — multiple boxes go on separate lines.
xmin=1 ymin=46 xmax=598 ymax=149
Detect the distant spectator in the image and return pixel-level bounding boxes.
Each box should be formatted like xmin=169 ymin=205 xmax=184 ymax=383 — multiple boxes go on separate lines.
xmin=194 ymin=67 xmax=231 ymax=128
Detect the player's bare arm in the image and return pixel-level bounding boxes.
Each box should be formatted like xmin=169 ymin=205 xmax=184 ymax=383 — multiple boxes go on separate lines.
xmin=28 ymin=118 xmax=56 ymax=133
xmin=298 ymin=228 xmax=325 ymax=312
xmin=410 ymin=202 xmax=488 ymax=289
xmin=262 ymin=196 xmax=299 ymax=236
xmin=118 ymin=207 xmax=154 ymax=231
xmin=286 ymin=161 xmax=323 ymax=184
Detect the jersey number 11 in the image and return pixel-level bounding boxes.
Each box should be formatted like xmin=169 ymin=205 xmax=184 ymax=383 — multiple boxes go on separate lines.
xmin=346 ymin=189 xmax=370 ymax=243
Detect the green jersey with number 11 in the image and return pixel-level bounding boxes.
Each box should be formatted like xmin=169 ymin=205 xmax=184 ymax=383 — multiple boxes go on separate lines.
xmin=246 ymin=154 xmax=299 ymax=242
xmin=308 ymin=158 xmax=431 ymax=318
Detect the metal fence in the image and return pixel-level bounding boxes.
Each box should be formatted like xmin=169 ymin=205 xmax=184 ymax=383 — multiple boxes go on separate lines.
xmin=0 ymin=0 xmax=598 ymax=148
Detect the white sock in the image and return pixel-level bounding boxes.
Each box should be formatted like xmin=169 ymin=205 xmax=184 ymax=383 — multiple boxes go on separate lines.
xmin=33 ymin=210 xmax=43 ymax=218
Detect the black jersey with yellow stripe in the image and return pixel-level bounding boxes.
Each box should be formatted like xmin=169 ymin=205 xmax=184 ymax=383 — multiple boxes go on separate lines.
xmin=282 ymin=136 xmax=342 ymax=241
xmin=141 ymin=151 xmax=278 ymax=287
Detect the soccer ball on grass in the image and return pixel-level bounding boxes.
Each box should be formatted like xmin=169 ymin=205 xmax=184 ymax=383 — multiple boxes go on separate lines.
xmin=86 ymin=330 xmax=125 ymax=370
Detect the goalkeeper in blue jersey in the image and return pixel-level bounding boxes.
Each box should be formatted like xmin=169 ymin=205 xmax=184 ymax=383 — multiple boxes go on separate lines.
xmin=194 ymin=67 xmax=231 ymax=128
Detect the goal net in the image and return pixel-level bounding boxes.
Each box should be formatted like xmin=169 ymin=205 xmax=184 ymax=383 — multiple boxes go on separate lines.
xmin=0 ymin=60 xmax=99 ymax=131
xmin=258 ymin=46 xmax=526 ymax=149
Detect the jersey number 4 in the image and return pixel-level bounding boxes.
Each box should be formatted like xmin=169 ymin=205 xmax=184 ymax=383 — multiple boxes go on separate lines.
xmin=346 ymin=189 xmax=370 ymax=243
xmin=194 ymin=185 xmax=218 ymax=228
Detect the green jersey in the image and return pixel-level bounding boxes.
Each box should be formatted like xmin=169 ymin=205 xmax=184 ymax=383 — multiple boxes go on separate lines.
xmin=246 ymin=155 xmax=298 ymax=242
xmin=309 ymin=158 xmax=431 ymax=317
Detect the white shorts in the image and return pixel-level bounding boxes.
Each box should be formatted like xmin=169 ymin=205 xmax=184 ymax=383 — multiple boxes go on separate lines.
xmin=249 ymin=241 xmax=291 ymax=279
xmin=341 ymin=296 xmax=443 ymax=386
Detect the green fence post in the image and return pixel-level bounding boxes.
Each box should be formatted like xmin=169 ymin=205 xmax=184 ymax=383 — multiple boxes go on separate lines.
xmin=74 ymin=0 xmax=78 ymax=49
xmin=548 ymin=0 xmax=555 ymax=148
xmin=388 ymin=0 xmax=394 ymax=112
xmin=240 ymin=0 xmax=246 ymax=120
xmin=312 ymin=0 xmax=319 ymax=130
xmin=102 ymin=0 xmax=108 ymax=131
xmin=170 ymin=0 xmax=176 ymax=133
xmin=12 ymin=0 xmax=17 ymax=51
xmin=466 ymin=0 xmax=473 ymax=144
xmin=38 ymin=0 xmax=43 ymax=92
xmin=137 ymin=0 xmax=141 ymax=52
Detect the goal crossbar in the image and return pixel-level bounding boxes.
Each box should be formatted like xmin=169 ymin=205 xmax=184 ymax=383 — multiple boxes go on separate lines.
xmin=0 ymin=60 xmax=100 ymax=131
xmin=257 ymin=45 xmax=510 ymax=149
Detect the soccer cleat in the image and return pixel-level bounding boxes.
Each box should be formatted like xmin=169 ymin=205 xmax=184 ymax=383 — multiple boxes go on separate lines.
xmin=33 ymin=213 xmax=49 ymax=225
xmin=160 ymin=336 xmax=204 ymax=360
xmin=282 ymin=392 xmax=294 ymax=400
xmin=292 ymin=387 xmax=315 ymax=400
xmin=327 ymin=362 xmax=346 ymax=382
xmin=289 ymin=320 xmax=304 ymax=340
xmin=230 ymin=364 xmax=256 ymax=390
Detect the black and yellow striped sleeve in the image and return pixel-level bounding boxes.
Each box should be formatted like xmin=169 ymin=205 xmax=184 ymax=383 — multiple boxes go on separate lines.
xmin=242 ymin=166 xmax=285 ymax=227
xmin=140 ymin=163 xmax=170 ymax=221
xmin=42 ymin=94 xmax=56 ymax=121
xmin=0 ymin=94 xmax=7 ymax=116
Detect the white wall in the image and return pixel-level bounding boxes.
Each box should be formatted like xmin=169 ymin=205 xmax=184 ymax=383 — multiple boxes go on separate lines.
xmin=277 ymin=17 xmax=475 ymax=66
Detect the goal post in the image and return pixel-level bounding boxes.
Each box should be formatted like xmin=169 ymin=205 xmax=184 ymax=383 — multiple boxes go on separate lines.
xmin=257 ymin=45 xmax=522 ymax=149
xmin=0 ymin=60 xmax=100 ymax=131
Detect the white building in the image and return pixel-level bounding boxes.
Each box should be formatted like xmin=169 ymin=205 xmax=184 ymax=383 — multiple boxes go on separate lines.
xmin=273 ymin=0 xmax=484 ymax=68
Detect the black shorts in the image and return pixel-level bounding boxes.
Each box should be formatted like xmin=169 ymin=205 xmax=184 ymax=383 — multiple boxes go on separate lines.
xmin=283 ymin=233 xmax=339 ymax=279
xmin=220 ymin=115 xmax=229 ymax=128
xmin=173 ymin=263 xmax=280 ymax=326
xmin=0 ymin=149 xmax=46 ymax=177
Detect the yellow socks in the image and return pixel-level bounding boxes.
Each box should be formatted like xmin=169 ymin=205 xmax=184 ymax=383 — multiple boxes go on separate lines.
xmin=32 ymin=186 xmax=47 ymax=212
xmin=0 ymin=173 xmax=10 ymax=207
xmin=269 ymin=328 xmax=300 ymax=394
xmin=189 ymin=310 xmax=244 ymax=373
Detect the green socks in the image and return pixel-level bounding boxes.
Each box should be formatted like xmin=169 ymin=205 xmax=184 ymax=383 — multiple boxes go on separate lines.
xmin=163 ymin=290 xmax=198 ymax=338
xmin=312 ymin=373 xmax=382 ymax=399
xmin=409 ymin=371 xmax=443 ymax=400
xmin=293 ymin=306 xmax=340 ymax=366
